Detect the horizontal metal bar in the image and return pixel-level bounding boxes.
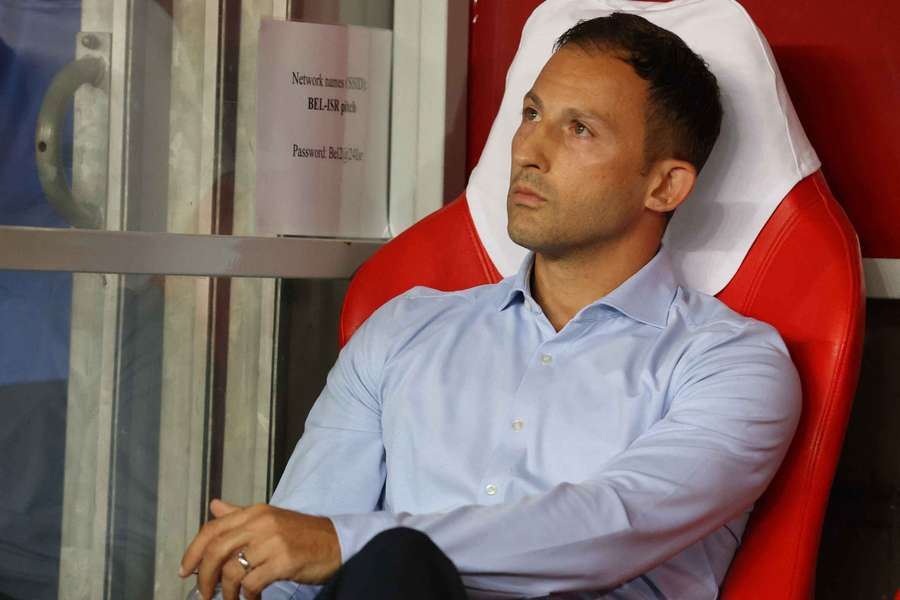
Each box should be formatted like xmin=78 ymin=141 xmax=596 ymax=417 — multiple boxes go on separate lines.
xmin=9 ymin=228 xmax=894 ymax=296
xmin=0 ymin=226 xmax=384 ymax=278
xmin=863 ymin=258 xmax=900 ymax=300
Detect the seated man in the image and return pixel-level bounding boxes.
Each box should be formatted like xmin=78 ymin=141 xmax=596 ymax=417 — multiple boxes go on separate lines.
xmin=181 ymin=13 xmax=801 ymax=600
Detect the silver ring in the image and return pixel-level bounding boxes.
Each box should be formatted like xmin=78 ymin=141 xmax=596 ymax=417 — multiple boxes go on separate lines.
xmin=236 ymin=550 xmax=252 ymax=572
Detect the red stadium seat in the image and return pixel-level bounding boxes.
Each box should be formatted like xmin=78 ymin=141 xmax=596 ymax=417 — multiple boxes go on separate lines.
xmin=339 ymin=2 xmax=865 ymax=598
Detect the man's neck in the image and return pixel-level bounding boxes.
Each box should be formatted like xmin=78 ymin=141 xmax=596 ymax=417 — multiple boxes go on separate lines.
xmin=531 ymin=237 xmax=661 ymax=332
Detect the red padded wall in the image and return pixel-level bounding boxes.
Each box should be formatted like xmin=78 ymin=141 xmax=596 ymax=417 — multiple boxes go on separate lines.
xmin=467 ymin=0 xmax=900 ymax=258
xmin=466 ymin=0 xmax=541 ymax=175
xmin=737 ymin=0 xmax=900 ymax=259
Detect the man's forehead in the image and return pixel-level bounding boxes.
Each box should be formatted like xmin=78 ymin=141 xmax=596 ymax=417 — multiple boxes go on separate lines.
xmin=529 ymin=47 xmax=647 ymax=107
xmin=525 ymin=48 xmax=648 ymax=123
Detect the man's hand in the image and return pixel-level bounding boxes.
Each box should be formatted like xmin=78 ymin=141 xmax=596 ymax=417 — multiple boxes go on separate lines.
xmin=179 ymin=499 xmax=342 ymax=600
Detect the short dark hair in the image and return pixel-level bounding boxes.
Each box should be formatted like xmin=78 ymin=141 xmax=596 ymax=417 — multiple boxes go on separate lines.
xmin=554 ymin=13 xmax=722 ymax=175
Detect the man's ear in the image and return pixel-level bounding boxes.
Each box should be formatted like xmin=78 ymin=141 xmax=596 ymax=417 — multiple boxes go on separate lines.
xmin=645 ymin=159 xmax=697 ymax=216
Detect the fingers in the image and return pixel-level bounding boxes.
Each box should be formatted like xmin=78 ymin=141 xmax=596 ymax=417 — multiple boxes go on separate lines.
xmin=180 ymin=503 xmax=329 ymax=598
xmin=196 ymin=527 xmax=254 ymax=600
xmin=220 ymin=552 xmax=249 ymax=600
xmin=239 ymin=547 xmax=285 ymax=600
xmin=243 ymin=588 xmax=261 ymax=600
xmin=240 ymin=566 xmax=279 ymax=600
xmin=180 ymin=502 xmax=256 ymax=577
xmin=211 ymin=499 xmax=241 ymax=518
xmin=222 ymin=541 xmax=280 ymax=600
xmin=226 ymin=537 xmax=286 ymax=600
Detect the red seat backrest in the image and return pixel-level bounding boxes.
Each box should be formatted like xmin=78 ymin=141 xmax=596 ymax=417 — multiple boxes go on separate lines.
xmin=340 ymin=197 xmax=501 ymax=344
xmin=340 ymin=2 xmax=865 ymax=598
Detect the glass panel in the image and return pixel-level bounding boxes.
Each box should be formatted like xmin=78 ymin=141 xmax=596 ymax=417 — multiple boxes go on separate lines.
xmin=816 ymin=298 xmax=900 ymax=599
xmin=215 ymin=0 xmax=393 ymax=506
xmin=0 ymin=270 xmax=350 ymax=600
xmin=272 ymin=279 xmax=349 ymax=485
xmin=0 ymin=271 xmax=196 ymax=599
xmin=0 ymin=269 xmax=72 ymax=598
xmin=0 ymin=1 xmax=81 ymax=229
xmin=291 ymin=0 xmax=393 ymax=28
xmin=0 ymin=3 xmax=391 ymax=598
xmin=0 ymin=271 xmax=219 ymax=599
xmin=0 ymin=0 xmax=215 ymax=234
xmin=0 ymin=0 xmax=395 ymax=236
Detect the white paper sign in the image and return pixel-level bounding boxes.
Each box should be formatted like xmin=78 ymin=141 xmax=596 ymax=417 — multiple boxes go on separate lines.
xmin=256 ymin=20 xmax=392 ymax=238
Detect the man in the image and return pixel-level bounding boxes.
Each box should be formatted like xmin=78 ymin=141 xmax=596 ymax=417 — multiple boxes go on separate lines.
xmin=181 ymin=13 xmax=801 ymax=600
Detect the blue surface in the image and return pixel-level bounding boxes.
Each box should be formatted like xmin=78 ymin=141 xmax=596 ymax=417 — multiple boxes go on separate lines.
xmin=0 ymin=2 xmax=81 ymax=599
xmin=0 ymin=0 xmax=80 ymax=384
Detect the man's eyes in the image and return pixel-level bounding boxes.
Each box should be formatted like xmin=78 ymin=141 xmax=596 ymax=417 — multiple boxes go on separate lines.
xmin=521 ymin=108 xmax=592 ymax=138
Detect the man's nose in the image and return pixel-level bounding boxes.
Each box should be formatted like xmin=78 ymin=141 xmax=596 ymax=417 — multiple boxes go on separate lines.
xmin=512 ymin=123 xmax=551 ymax=173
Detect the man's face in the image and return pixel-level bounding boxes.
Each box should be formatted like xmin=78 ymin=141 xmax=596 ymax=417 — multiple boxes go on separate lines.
xmin=507 ymin=46 xmax=654 ymax=257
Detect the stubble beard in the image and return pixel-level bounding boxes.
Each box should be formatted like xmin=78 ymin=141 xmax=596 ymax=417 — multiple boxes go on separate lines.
xmin=507 ymin=199 xmax=578 ymax=258
xmin=507 ymin=170 xmax=558 ymax=252
xmin=507 ymin=188 xmax=633 ymax=260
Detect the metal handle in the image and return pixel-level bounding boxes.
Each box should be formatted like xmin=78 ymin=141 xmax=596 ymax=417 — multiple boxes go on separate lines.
xmin=35 ymin=56 xmax=106 ymax=229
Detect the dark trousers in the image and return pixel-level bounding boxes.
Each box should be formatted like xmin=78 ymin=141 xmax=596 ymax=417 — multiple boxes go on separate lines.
xmin=315 ymin=527 xmax=468 ymax=600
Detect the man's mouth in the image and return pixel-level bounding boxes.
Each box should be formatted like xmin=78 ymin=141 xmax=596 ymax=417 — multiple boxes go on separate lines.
xmin=510 ymin=184 xmax=547 ymax=208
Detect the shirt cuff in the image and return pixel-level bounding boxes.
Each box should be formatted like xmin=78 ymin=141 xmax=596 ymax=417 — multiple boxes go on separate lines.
xmin=260 ymin=581 xmax=321 ymax=600
xmin=329 ymin=511 xmax=403 ymax=563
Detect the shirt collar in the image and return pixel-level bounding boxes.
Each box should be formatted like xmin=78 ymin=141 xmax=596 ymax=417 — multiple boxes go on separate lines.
xmin=497 ymin=244 xmax=678 ymax=329
xmin=496 ymin=252 xmax=535 ymax=312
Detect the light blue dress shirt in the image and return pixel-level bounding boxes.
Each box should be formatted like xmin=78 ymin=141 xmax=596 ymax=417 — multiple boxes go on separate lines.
xmin=265 ymin=245 xmax=801 ymax=599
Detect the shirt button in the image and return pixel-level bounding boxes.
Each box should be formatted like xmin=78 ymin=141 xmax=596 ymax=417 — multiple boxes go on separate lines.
xmin=485 ymin=484 xmax=498 ymax=496
xmin=511 ymin=419 xmax=525 ymax=431
xmin=541 ymin=353 xmax=553 ymax=365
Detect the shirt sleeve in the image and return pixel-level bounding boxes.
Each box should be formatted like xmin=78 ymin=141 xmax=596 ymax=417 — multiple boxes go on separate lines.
xmin=264 ymin=303 xmax=390 ymax=599
xmin=327 ymin=320 xmax=802 ymax=598
xmin=269 ymin=302 xmax=388 ymax=516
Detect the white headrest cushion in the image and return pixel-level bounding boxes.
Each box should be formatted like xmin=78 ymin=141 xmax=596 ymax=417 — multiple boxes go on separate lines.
xmin=466 ymin=0 xmax=819 ymax=295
